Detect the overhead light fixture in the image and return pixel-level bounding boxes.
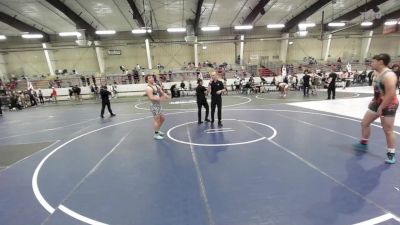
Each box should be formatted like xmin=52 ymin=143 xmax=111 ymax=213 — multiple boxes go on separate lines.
xmin=21 ymin=34 xmax=43 ymax=39
xmin=132 ymin=29 xmax=151 ymax=34
xmin=0 ymin=35 xmax=6 ymax=40
xmin=95 ymin=30 xmax=116 ymax=35
xmin=384 ymin=21 xmax=398 ymax=26
xmin=167 ymin=27 xmax=186 ymax=32
xmin=361 ymin=21 xmax=373 ymax=26
xmin=202 ymin=46 xmax=207 ymax=49
xmin=267 ymin=24 xmax=285 ymax=29
xmin=289 ymin=41 xmax=293 ymax=45
xmin=201 ymin=26 xmax=220 ymax=31
xmin=234 ymin=25 xmax=253 ymax=30
xmin=59 ymin=32 xmax=81 ymax=37
xmin=297 ymin=30 xmax=308 ymax=36
xmin=328 ymin=22 xmax=345 ymax=27
xmin=298 ymin=23 xmax=315 ymax=29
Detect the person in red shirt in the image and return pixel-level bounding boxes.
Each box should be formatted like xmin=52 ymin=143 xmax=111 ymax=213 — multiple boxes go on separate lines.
xmin=51 ymin=87 xmax=57 ymax=103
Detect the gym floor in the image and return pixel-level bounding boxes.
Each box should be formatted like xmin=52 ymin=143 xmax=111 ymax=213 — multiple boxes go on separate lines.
xmin=0 ymin=87 xmax=399 ymax=225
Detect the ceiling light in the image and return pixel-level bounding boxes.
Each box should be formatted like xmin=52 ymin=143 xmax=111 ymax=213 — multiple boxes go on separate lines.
xmin=202 ymin=46 xmax=207 ymax=49
xmin=132 ymin=29 xmax=151 ymax=34
xmin=384 ymin=21 xmax=398 ymax=26
xmin=21 ymin=34 xmax=43 ymax=39
xmin=167 ymin=28 xmax=186 ymax=32
xmin=328 ymin=22 xmax=345 ymax=27
xmin=298 ymin=23 xmax=315 ymax=29
xmin=0 ymin=35 xmax=6 ymax=40
xmin=361 ymin=21 xmax=373 ymax=26
xmin=95 ymin=30 xmax=116 ymax=35
xmin=289 ymin=41 xmax=293 ymax=45
xmin=234 ymin=25 xmax=253 ymax=30
xmin=201 ymin=26 xmax=220 ymax=31
xmin=267 ymin=24 xmax=285 ymax=29
xmin=59 ymin=32 xmax=81 ymax=37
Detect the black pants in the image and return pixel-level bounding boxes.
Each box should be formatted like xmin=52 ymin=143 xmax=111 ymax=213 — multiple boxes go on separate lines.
xmin=101 ymin=100 xmax=113 ymax=116
xmin=197 ymin=99 xmax=209 ymax=122
xmin=211 ymin=97 xmax=222 ymax=122
xmin=39 ymin=96 xmax=44 ymax=104
xmin=327 ymin=85 xmax=336 ymax=99
xmin=30 ymin=96 xmax=37 ymax=106
xmin=303 ymin=85 xmax=310 ymax=96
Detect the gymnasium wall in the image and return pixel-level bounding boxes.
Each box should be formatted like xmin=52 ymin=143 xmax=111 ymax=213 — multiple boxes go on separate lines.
xmin=2 ymin=35 xmax=399 ymax=77
xmin=199 ymin=42 xmax=236 ymax=65
xmin=243 ymin=40 xmax=281 ymax=63
xmin=104 ymin=45 xmax=147 ymax=74
xmin=152 ymin=43 xmax=193 ymax=69
xmin=4 ymin=50 xmax=48 ymax=76
xmin=53 ymin=48 xmax=98 ymax=74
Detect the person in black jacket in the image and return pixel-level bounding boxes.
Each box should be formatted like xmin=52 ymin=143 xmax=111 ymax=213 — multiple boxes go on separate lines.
xmin=208 ymin=72 xmax=225 ymax=127
xmin=196 ymin=79 xmax=210 ymax=124
xmin=99 ymin=85 xmax=116 ymax=118
xmin=302 ymin=71 xmax=311 ymax=96
xmin=327 ymin=72 xmax=337 ymax=100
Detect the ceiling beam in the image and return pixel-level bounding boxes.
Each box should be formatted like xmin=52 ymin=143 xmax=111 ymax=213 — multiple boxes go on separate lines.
xmin=331 ymin=0 xmax=388 ymax=22
xmin=45 ymin=0 xmax=98 ymax=40
xmin=282 ymin=0 xmax=331 ymax=32
xmin=0 ymin=11 xmax=50 ymax=41
xmin=242 ymin=0 xmax=271 ymax=25
xmin=194 ymin=0 xmax=204 ymax=35
xmin=368 ymin=8 xmax=400 ymax=30
xmin=324 ymin=0 xmax=389 ymax=30
xmin=126 ymin=0 xmax=154 ymax=42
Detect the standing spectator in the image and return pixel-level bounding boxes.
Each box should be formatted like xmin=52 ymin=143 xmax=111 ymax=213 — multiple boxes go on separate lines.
xmin=38 ymin=89 xmax=45 ymax=104
xmin=80 ymin=75 xmax=86 ymax=86
xmin=368 ymin=71 xmax=374 ymax=86
xmin=303 ymin=72 xmax=311 ymax=96
xmin=208 ymin=71 xmax=225 ymax=127
xmin=99 ymin=85 xmax=116 ymax=118
xmin=327 ymin=72 xmax=337 ymax=100
xmin=91 ymin=75 xmax=96 ymax=86
xmin=112 ymin=82 xmax=118 ymax=98
xmin=127 ymin=73 xmax=133 ymax=84
xmin=196 ymin=79 xmax=210 ymax=124
xmin=28 ymin=88 xmax=37 ymax=106
xmin=133 ymin=69 xmax=140 ymax=84
xmin=51 ymin=87 xmax=57 ymax=103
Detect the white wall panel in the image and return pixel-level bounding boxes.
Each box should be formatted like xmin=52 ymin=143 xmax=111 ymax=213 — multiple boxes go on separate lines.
xmin=199 ymin=43 xmax=235 ymax=65
xmin=152 ymin=43 xmax=193 ymax=69
xmin=53 ymin=48 xmax=98 ymax=74
xmin=5 ymin=51 xmax=48 ymax=76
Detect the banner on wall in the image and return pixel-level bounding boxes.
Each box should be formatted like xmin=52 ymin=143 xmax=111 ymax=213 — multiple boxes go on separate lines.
xmin=382 ymin=19 xmax=399 ymax=35
xmin=107 ymin=49 xmax=122 ymax=55
xmin=249 ymin=54 xmax=259 ymax=64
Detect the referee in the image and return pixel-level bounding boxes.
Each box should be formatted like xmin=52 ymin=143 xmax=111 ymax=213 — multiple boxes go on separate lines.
xmin=208 ymin=72 xmax=225 ymax=127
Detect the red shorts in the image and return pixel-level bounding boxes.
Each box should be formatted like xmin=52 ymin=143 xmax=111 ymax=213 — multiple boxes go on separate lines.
xmin=368 ymin=96 xmax=399 ymax=117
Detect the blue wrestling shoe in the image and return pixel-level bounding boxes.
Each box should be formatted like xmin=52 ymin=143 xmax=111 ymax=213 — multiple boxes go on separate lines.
xmin=353 ymin=143 xmax=368 ymax=152
xmin=385 ymin=153 xmax=396 ymax=164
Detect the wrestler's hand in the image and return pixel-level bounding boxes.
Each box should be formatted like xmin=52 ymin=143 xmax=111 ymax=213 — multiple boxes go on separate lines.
xmin=377 ymin=107 xmax=383 ymax=117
